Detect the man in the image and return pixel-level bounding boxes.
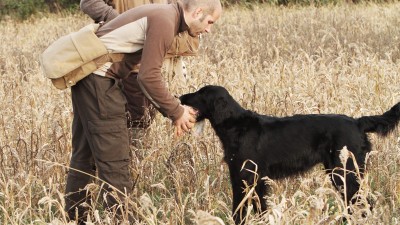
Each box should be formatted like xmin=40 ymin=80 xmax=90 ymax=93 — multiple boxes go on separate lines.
xmin=80 ymin=0 xmax=200 ymax=144
xmin=64 ymin=0 xmax=222 ymax=223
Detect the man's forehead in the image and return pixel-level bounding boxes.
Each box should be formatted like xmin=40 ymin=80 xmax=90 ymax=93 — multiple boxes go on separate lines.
xmin=209 ymin=7 xmax=222 ymax=21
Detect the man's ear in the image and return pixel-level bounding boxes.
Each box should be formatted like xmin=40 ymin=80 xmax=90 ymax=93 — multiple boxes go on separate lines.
xmin=192 ymin=8 xmax=203 ymax=20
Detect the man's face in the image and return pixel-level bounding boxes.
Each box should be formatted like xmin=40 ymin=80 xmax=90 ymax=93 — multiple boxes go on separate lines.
xmin=187 ymin=7 xmax=221 ymax=37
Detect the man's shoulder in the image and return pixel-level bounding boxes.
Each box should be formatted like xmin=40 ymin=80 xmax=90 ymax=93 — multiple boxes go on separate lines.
xmin=132 ymin=3 xmax=179 ymax=19
xmin=132 ymin=3 xmax=180 ymax=30
xmin=121 ymin=3 xmax=176 ymax=13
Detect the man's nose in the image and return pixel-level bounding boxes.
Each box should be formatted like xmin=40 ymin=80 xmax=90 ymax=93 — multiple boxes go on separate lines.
xmin=205 ymin=25 xmax=212 ymax=33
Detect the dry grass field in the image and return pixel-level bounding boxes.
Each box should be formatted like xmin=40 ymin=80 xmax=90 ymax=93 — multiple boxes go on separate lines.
xmin=0 ymin=2 xmax=400 ymax=224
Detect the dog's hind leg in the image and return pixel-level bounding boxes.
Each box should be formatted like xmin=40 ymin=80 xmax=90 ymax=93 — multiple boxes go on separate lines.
xmin=326 ymin=146 xmax=365 ymax=208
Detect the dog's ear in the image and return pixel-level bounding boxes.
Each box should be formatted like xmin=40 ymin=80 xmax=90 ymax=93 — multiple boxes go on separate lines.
xmin=212 ymin=96 xmax=229 ymax=124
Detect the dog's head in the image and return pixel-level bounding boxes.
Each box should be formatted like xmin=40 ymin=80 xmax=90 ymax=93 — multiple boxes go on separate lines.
xmin=179 ymin=85 xmax=235 ymax=124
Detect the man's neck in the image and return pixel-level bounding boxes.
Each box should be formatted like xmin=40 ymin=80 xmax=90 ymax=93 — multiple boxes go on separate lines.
xmin=177 ymin=2 xmax=190 ymax=32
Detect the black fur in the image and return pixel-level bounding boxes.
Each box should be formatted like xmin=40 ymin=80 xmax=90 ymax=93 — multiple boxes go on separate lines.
xmin=180 ymin=85 xmax=400 ymax=224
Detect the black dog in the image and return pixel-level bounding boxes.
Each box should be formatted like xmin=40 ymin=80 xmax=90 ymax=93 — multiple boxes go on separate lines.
xmin=180 ymin=85 xmax=400 ymax=224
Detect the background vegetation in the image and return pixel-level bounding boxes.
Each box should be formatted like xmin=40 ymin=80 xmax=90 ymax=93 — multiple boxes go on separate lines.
xmin=0 ymin=0 xmax=399 ymax=20
xmin=0 ymin=0 xmax=78 ymax=20
xmin=0 ymin=2 xmax=399 ymax=225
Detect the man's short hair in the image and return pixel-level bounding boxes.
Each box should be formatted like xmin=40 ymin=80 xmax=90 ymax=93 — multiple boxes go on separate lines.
xmin=180 ymin=0 xmax=221 ymax=15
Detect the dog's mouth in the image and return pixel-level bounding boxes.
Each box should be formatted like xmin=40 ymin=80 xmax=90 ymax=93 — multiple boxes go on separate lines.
xmin=192 ymin=107 xmax=200 ymax=119
xmin=189 ymin=107 xmax=206 ymax=136
xmin=193 ymin=108 xmax=207 ymax=123
xmin=192 ymin=120 xmax=206 ymax=136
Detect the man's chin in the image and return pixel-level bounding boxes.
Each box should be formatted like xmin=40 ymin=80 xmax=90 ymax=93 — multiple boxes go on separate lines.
xmin=188 ymin=32 xmax=200 ymax=37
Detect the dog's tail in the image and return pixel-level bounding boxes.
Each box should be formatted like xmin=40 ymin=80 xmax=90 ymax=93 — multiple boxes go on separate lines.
xmin=357 ymin=102 xmax=400 ymax=136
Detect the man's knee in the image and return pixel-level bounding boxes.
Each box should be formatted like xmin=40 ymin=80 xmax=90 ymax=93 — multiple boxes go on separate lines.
xmin=97 ymin=159 xmax=133 ymax=195
xmin=69 ymin=159 xmax=96 ymax=172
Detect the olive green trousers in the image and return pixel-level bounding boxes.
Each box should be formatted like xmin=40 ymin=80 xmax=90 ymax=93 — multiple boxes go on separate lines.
xmin=65 ymin=74 xmax=133 ymax=222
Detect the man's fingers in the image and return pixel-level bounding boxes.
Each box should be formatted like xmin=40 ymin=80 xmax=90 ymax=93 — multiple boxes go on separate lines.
xmin=187 ymin=121 xmax=195 ymax=129
xmin=184 ymin=105 xmax=198 ymax=115
xmin=181 ymin=123 xmax=190 ymax=132
xmin=175 ymin=126 xmax=183 ymax=137
xmin=173 ymin=105 xmax=198 ymax=137
xmin=189 ymin=116 xmax=196 ymax=123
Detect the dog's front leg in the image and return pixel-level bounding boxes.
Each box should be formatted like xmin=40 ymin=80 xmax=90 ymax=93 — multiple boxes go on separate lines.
xmin=231 ymin=182 xmax=246 ymax=225
xmin=228 ymin=165 xmax=247 ymax=225
xmin=230 ymin=163 xmax=266 ymax=224
xmin=255 ymin=181 xmax=268 ymax=213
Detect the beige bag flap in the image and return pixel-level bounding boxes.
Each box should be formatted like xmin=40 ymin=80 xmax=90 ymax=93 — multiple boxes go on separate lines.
xmin=40 ymin=24 xmax=108 ymax=79
xmin=50 ymin=53 xmax=125 ymax=90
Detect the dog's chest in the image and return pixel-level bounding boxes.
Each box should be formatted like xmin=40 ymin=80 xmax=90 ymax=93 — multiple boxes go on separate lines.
xmin=223 ymin=152 xmax=236 ymax=163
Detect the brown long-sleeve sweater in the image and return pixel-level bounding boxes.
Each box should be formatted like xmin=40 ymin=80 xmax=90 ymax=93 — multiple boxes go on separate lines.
xmin=80 ymin=0 xmax=119 ymax=23
xmin=94 ymin=3 xmax=187 ymax=121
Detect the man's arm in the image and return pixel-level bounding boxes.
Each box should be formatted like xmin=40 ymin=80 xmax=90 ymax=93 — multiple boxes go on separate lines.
xmin=135 ymin=10 xmax=185 ymax=121
xmin=137 ymin=21 xmax=197 ymax=136
xmin=80 ymin=0 xmax=119 ymax=23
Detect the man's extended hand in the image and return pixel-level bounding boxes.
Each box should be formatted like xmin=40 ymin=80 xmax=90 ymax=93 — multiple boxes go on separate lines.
xmin=174 ymin=105 xmax=197 ymax=137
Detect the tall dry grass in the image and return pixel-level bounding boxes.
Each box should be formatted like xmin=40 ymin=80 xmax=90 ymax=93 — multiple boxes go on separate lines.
xmin=0 ymin=2 xmax=399 ymax=224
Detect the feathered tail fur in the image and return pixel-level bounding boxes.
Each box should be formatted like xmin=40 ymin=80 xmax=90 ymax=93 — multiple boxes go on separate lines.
xmin=358 ymin=102 xmax=400 ymax=136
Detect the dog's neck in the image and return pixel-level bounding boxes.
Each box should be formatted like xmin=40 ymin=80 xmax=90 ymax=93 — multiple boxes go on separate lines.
xmin=208 ymin=99 xmax=252 ymax=147
xmin=210 ymin=109 xmax=256 ymax=161
xmin=209 ymin=97 xmax=245 ymax=126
